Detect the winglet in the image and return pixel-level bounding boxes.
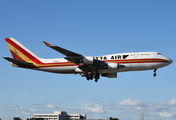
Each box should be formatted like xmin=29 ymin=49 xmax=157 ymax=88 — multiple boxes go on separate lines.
xmin=43 ymin=41 xmax=53 ymax=47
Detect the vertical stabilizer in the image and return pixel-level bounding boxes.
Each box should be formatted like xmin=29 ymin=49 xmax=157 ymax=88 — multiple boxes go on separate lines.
xmin=5 ymin=38 xmax=41 ymax=64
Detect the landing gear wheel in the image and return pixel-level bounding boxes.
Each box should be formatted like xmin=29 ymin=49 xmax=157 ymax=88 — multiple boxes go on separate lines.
xmin=86 ymin=76 xmax=90 ymax=80
xmin=94 ymin=72 xmax=100 ymax=82
xmin=153 ymin=73 xmax=157 ymax=77
xmin=90 ymin=73 xmax=93 ymax=80
xmin=86 ymin=73 xmax=94 ymax=81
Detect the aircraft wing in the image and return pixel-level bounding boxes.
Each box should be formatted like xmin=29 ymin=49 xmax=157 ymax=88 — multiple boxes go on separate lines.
xmin=43 ymin=41 xmax=84 ymax=64
xmin=43 ymin=41 xmax=107 ymax=72
xmin=43 ymin=41 xmax=82 ymax=57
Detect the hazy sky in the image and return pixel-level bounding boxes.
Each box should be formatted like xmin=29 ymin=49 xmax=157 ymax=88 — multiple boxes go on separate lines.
xmin=0 ymin=1 xmax=176 ymax=120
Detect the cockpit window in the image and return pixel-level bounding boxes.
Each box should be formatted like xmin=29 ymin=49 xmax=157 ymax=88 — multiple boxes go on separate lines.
xmin=157 ymin=53 xmax=162 ymax=55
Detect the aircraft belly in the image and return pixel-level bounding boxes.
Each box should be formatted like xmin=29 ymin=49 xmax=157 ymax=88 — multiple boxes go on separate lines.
xmin=126 ymin=62 xmax=168 ymax=71
xmin=100 ymin=62 xmax=169 ymax=73
xmin=99 ymin=69 xmax=118 ymax=74
xmin=35 ymin=62 xmax=168 ymax=74
xmin=39 ymin=66 xmax=77 ymax=74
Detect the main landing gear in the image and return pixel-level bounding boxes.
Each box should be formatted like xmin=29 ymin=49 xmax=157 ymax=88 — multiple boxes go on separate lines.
xmin=95 ymin=72 xmax=100 ymax=82
xmin=86 ymin=72 xmax=100 ymax=82
xmin=86 ymin=73 xmax=94 ymax=80
xmin=153 ymin=69 xmax=157 ymax=77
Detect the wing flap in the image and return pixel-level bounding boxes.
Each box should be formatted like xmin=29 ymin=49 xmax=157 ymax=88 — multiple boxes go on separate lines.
xmin=43 ymin=41 xmax=108 ymax=73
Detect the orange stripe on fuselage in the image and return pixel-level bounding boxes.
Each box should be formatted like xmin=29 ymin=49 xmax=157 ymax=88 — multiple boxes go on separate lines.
xmin=8 ymin=48 xmax=75 ymax=68
xmin=37 ymin=58 xmax=169 ymax=68
xmin=35 ymin=58 xmax=169 ymax=68
xmin=9 ymin=49 xmax=75 ymax=67
xmin=105 ymin=59 xmax=168 ymax=64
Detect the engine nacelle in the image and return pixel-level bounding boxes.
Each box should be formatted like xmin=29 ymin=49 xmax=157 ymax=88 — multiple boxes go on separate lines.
xmin=83 ymin=56 xmax=94 ymax=64
xmin=108 ymin=63 xmax=118 ymax=70
xmin=101 ymin=63 xmax=118 ymax=70
xmin=101 ymin=73 xmax=117 ymax=78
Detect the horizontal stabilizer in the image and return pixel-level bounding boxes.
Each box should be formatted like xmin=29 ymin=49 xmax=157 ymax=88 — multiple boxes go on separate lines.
xmin=3 ymin=57 xmax=35 ymax=66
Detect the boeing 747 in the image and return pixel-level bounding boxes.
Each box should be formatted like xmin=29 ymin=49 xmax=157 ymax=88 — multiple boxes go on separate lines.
xmin=3 ymin=38 xmax=173 ymax=82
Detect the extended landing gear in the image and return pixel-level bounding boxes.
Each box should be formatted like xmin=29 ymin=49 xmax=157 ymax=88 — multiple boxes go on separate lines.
xmin=86 ymin=73 xmax=94 ymax=81
xmin=95 ymin=72 xmax=100 ymax=82
xmin=153 ymin=69 xmax=157 ymax=77
xmin=86 ymin=72 xmax=100 ymax=82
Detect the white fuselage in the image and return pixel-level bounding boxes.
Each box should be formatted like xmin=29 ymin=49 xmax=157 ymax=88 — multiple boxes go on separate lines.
xmin=31 ymin=52 xmax=172 ymax=74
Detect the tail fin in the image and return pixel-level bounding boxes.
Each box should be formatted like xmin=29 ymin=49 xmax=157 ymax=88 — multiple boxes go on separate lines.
xmin=5 ymin=38 xmax=41 ymax=64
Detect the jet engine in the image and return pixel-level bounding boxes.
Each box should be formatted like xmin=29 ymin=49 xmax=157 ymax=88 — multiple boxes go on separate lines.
xmin=101 ymin=73 xmax=117 ymax=78
xmin=83 ymin=56 xmax=94 ymax=64
xmin=101 ymin=63 xmax=119 ymax=70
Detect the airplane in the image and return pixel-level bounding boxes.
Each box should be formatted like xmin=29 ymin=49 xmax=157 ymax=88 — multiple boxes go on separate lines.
xmin=3 ymin=38 xmax=173 ymax=82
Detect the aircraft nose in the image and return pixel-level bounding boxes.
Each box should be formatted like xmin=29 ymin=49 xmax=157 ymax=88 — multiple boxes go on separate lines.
xmin=169 ymin=58 xmax=173 ymax=64
xmin=166 ymin=57 xmax=173 ymax=64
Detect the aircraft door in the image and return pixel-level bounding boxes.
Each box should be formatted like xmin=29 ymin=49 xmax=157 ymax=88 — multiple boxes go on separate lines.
xmin=134 ymin=52 xmax=139 ymax=58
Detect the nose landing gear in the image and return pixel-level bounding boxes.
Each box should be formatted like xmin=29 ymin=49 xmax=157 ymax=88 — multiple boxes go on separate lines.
xmin=153 ymin=69 xmax=157 ymax=77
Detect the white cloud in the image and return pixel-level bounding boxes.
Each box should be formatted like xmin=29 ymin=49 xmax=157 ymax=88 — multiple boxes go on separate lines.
xmin=82 ymin=104 xmax=106 ymax=113
xmin=157 ymin=111 xmax=172 ymax=118
xmin=91 ymin=99 xmax=98 ymax=101
xmin=2 ymin=105 xmax=19 ymax=110
xmin=3 ymin=99 xmax=176 ymax=120
xmin=2 ymin=105 xmax=41 ymax=115
xmin=45 ymin=104 xmax=56 ymax=109
xmin=16 ymin=108 xmax=38 ymax=115
xmin=9 ymin=105 xmax=18 ymax=107
xmin=167 ymin=99 xmax=176 ymax=106
xmin=113 ymin=99 xmax=176 ymax=111
xmin=116 ymin=99 xmax=140 ymax=106
xmin=110 ymin=99 xmax=176 ymax=119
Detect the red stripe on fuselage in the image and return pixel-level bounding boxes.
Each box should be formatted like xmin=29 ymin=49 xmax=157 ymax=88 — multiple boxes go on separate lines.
xmin=9 ymin=48 xmax=169 ymax=68
xmin=37 ymin=59 xmax=168 ymax=68
xmin=38 ymin=59 xmax=168 ymax=68
xmin=9 ymin=50 xmax=75 ymax=68
xmin=105 ymin=59 xmax=169 ymax=64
